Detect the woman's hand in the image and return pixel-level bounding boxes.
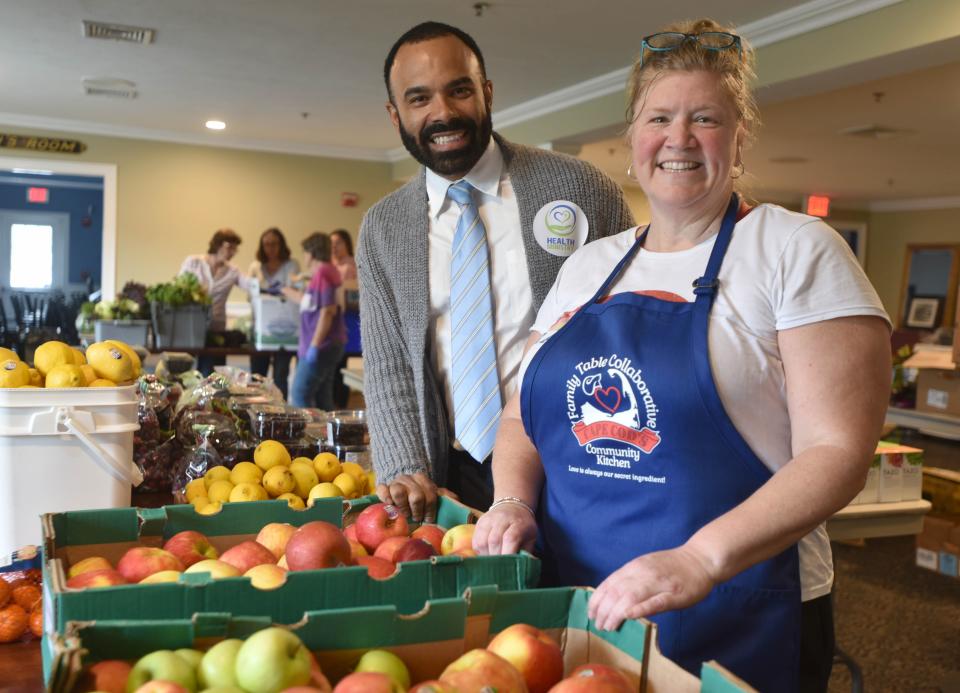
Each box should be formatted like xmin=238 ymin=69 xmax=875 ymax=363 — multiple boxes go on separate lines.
xmin=377 ymin=472 xmax=439 ymax=523
xmin=588 ymin=544 xmax=717 ymax=632
xmin=473 ymin=503 xmax=537 ymax=555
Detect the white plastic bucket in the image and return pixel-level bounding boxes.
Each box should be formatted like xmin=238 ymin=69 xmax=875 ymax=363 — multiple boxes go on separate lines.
xmin=0 ymin=385 xmax=143 ymax=549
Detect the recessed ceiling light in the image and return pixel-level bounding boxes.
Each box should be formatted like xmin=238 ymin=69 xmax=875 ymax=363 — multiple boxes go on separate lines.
xmin=205 ymin=120 xmax=226 ymax=131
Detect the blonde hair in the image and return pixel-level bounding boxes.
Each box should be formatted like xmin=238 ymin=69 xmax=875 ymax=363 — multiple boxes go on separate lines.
xmin=626 ymin=18 xmax=759 ymax=145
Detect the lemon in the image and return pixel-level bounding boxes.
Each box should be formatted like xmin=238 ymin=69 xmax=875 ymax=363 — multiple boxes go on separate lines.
xmin=366 ymin=469 xmax=377 ymax=492
xmin=341 ymin=461 xmax=369 ymax=494
xmin=0 ymin=359 xmax=29 ymax=388
xmin=33 ymin=341 xmax=75 ymax=377
xmin=86 ymin=342 xmax=137 ymax=383
xmin=288 ymin=461 xmax=319 ymax=499
xmin=79 ymin=364 xmax=97 ymax=385
xmin=291 ymin=456 xmax=313 ymax=467
xmin=185 ymin=478 xmax=208 ymax=503
xmin=332 ymin=472 xmax=360 ymax=499
xmin=262 ymin=465 xmax=296 ymax=497
xmin=190 ymin=495 xmax=210 ymax=510
xmin=197 ymin=501 xmax=223 ymax=515
xmin=204 ymin=465 xmax=232 ymax=487
xmin=27 ymin=368 xmax=42 ymax=387
xmin=207 ymin=479 xmax=235 ymax=503
xmin=71 ymin=348 xmax=87 ymax=365
xmin=230 ymin=482 xmax=264 ymax=502
xmin=105 ymin=340 xmax=142 ymax=377
xmin=307 ymin=482 xmax=343 ymax=505
xmin=89 ymin=378 xmax=117 ymax=387
xmin=0 ymin=347 xmax=19 ymax=362
xmin=313 ymin=453 xmax=342 ymax=483
xmin=254 ymin=440 xmax=292 ymax=471
xmin=230 ymin=461 xmax=263 ymax=485
xmin=276 ymin=493 xmax=305 ymax=510
xmin=45 ymin=364 xmax=87 ymax=388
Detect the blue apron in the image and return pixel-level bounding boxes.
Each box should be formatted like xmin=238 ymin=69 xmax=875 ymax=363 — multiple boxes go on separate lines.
xmin=520 ymin=195 xmax=801 ymax=692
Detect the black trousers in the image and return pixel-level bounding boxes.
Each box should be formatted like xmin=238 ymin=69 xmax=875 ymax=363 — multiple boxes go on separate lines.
xmin=444 ymin=447 xmax=493 ymax=512
xmin=799 ymin=593 xmax=835 ymax=692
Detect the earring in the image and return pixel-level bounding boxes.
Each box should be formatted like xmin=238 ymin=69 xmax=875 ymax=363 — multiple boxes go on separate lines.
xmin=626 ymin=163 xmax=637 ymax=182
xmin=731 ymin=161 xmax=745 ymax=179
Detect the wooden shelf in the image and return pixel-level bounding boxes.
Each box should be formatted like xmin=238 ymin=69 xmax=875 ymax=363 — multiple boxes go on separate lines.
xmin=886 ymin=407 xmax=960 ymax=440
xmin=827 ymin=499 xmax=931 ymax=541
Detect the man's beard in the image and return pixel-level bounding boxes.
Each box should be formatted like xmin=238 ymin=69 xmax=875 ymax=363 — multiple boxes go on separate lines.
xmin=398 ymin=111 xmax=493 ymax=178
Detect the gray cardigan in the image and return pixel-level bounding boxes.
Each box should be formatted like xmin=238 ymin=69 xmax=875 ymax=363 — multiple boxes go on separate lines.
xmin=357 ymin=134 xmax=635 ymax=486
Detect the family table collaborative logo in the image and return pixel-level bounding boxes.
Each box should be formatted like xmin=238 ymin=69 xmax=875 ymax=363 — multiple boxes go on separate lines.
xmin=533 ymin=200 xmax=588 ymax=257
xmin=564 ymin=353 xmax=666 ymax=485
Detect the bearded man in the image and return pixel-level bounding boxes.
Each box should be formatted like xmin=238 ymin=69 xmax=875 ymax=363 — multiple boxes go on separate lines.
xmin=358 ymin=21 xmax=633 ymax=520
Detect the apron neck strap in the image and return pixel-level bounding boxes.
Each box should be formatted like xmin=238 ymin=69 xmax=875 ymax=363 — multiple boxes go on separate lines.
xmin=586 ymin=227 xmax=648 ymax=305
xmin=692 ymin=193 xmax=740 ymax=303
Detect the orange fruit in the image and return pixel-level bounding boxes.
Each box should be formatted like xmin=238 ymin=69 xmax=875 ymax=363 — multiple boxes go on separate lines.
xmin=28 ymin=608 xmax=42 ymax=638
xmin=0 ymin=580 xmax=10 ymax=608
xmin=0 ymin=604 xmax=27 ymax=642
xmin=11 ymin=584 xmax=41 ymax=612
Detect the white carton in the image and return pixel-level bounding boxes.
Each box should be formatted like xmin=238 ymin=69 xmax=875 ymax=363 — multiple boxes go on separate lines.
xmin=878 ymin=452 xmax=904 ymax=502
xmin=876 ymin=441 xmax=924 ymax=503
xmin=251 ymin=294 xmax=300 ymax=351
xmin=854 ymin=456 xmax=881 ymax=505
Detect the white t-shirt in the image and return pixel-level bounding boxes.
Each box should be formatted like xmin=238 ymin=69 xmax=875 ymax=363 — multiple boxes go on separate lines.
xmin=426 ymin=141 xmax=536 ymax=443
xmin=524 ymin=203 xmax=890 ymax=601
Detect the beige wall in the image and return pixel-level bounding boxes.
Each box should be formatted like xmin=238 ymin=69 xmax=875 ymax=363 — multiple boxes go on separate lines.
xmin=0 ymin=124 xmax=400 ymax=302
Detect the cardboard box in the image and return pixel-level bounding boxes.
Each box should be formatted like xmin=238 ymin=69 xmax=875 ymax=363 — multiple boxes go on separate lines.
xmin=923 ymin=467 xmax=960 ymax=515
xmin=40 ymin=496 xmax=539 ymax=678
xmin=914 ymin=514 xmax=960 ymax=576
xmin=47 ymin=588 xmax=756 ymax=692
xmin=915 ymin=368 xmax=960 ymax=417
xmin=853 ymin=456 xmax=881 ymax=504
xmin=938 ymin=542 xmax=959 ymax=578
xmin=251 ymin=294 xmax=300 ymax=351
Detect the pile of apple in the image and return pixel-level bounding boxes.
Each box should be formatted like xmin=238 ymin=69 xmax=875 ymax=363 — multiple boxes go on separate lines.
xmin=64 ymin=503 xmax=476 ymax=590
xmin=78 ymin=622 xmax=636 ymax=692
xmin=182 ymin=441 xmax=375 ymax=515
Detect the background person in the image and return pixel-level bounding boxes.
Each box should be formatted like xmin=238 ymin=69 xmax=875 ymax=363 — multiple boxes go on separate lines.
xmin=330 ymin=228 xmax=361 ymax=408
xmin=472 ymin=19 xmax=891 ymax=693
xmin=179 ymin=228 xmax=251 ymax=375
xmin=358 ymin=21 xmax=634 ymax=521
xmin=248 ymin=227 xmax=300 ymax=399
xmin=284 ymin=232 xmax=345 ymax=409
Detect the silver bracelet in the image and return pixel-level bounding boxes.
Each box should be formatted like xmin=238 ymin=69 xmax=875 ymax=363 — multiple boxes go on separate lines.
xmin=489 ymin=496 xmax=536 ymax=517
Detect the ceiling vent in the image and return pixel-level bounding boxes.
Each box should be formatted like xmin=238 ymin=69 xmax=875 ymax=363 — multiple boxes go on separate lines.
xmin=82 ymin=20 xmax=155 ymax=44
xmin=839 ymin=124 xmax=914 ymax=140
xmin=82 ymin=78 xmax=138 ymax=99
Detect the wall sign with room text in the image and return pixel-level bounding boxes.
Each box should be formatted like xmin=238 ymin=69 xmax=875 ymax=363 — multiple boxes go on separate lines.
xmin=0 ymin=133 xmax=86 ymax=154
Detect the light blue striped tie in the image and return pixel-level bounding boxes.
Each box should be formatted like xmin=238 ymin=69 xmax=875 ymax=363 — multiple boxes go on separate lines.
xmin=448 ymin=180 xmax=502 ymax=463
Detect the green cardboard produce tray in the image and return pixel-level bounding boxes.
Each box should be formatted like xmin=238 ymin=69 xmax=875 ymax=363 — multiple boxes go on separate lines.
xmin=48 ymin=587 xmax=755 ymax=692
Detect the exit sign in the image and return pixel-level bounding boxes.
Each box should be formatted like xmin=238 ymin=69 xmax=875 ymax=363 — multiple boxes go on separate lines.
xmin=27 ymin=187 xmax=49 ymax=203
xmin=804 ymin=194 xmax=831 ymax=217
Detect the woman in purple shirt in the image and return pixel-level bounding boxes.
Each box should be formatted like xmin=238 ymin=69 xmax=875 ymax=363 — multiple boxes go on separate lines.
xmin=283 ymin=232 xmax=345 ymax=409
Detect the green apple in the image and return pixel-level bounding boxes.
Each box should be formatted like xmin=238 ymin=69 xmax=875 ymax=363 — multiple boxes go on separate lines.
xmin=234 ymin=627 xmax=311 ymax=692
xmin=126 ymin=650 xmax=198 ymax=692
xmin=175 ymin=648 xmax=205 ymax=671
xmin=198 ymin=639 xmax=243 ymax=689
xmin=355 ymin=649 xmax=410 ymax=691
xmin=198 ymin=688 xmax=245 ymax=693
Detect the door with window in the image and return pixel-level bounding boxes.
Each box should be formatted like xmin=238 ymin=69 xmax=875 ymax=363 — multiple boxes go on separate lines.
xmin=0 ymin=210 xmax=69 ymax=291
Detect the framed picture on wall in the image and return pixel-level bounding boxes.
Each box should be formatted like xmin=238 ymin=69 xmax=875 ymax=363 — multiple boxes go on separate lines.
xmin=832 ymin=221 xmax=868 ymax=268
xmin=904 ymin=296 xmax=942 ymax=329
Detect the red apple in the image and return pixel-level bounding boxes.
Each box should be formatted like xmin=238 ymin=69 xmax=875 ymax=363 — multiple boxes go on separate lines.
xmin=308 ymin=651 xmax=334 ymax=692
xmin=356 ymin=556 xmax=397 ymax=580
xmin=82 ymin=660 xmax=132 ymax=693
xmin=440 ymin=648 xmax=526 ymax=693
xmin=548 ymin=664 xmax=633 ymax=692
xmin=348 ymin=539 xmax=368 ymax=561
xmin=354 ymin=503 xmax=410 ymax=552
xmin=333 ymin=671 xmax=395 ymax=693
xmin=440 ymin=524 xmax=475 ymax=556
xmin=66 ymin=568 xmax=128 ymax=589
xmin=373 ymin=536 xmax=409 ymax=563
xmin=257 ymin=522 xmax=298 ymax=560
xmin=220 ymin=540 xmax=278 ymax=574
xmin=285 ymin=521 xmax=353 ymax=571
xmin=342 ymin=524 xmax=359 ymax=542
xmin=409 ymin=681 xmax=458 ymax=693
xmin=68 ymin=556 xmax=113 ymax=579
xmin=162 ymin=530 xmax=218 ymax=568
xmin=394 ymin=538 xmax=438 ymax=563
xmin=117 ymin=547 xmax=184 ymax=583
xmin=487 ymin=623 xmax=563 ymax=693
xmin=411 ymin=524 xmax=447 ymax=553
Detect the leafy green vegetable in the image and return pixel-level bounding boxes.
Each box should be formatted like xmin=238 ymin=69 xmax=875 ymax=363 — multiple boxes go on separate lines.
xmin=146 ymin=272 xmax=212 ymax=308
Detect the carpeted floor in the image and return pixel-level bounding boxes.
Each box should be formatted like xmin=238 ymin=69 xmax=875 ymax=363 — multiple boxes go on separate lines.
xmin=828 ymin=431 xmax=960 ymax=693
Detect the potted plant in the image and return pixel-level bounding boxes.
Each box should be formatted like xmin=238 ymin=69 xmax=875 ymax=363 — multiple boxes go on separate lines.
xmin=92 ymin=282 xmax=152 ymax=346
xmin=146 ymin=273 xmax=212 ymax=349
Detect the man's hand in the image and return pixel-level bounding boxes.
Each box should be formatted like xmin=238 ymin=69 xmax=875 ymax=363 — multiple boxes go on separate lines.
xmin=376 ymin=472 xmax=439 ymax=522
xmin=587 ymin=545 xmax=717 ymax=631
xmin=473 ymin=503 xmax=537 ymax=555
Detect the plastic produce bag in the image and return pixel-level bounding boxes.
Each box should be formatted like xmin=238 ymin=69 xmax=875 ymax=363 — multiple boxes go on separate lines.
xmin=172 ymin=424 xmax=226 ymax=503
xmin=133 ymin=375 xmax=184 ymax=492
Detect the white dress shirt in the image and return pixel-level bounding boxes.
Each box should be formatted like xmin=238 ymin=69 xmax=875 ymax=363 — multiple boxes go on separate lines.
xmin=426 ymin=140 xmax=536 ymax=440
